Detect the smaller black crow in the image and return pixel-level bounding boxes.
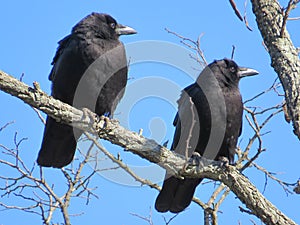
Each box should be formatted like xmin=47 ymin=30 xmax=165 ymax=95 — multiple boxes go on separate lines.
xmin=37 ymin=13 xmax=136 ymax=168
xmin=155 ymin=59 xmax=258 ymax=213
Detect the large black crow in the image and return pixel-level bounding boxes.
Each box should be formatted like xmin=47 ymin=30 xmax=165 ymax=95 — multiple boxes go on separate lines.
xmin=155 ymin=59 xmax=258 ymax=213
xmin=37 ymin=13 xmax=136 ymax=168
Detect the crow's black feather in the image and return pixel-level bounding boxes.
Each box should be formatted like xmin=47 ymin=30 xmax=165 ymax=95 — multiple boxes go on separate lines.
xmin=155 ymin=59 xmax=258 ymax=213
xmin=37 ymin=13 xmax=136 ymax=168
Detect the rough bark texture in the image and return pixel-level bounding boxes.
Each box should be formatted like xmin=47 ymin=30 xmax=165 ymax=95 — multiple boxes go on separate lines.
xmin=0 ymin=71 xmax=91 ymax=129
xmin=0 ymin=70 xmax=296 ymax=225
xmin=251 ymin=0 xmax=300 ymax=139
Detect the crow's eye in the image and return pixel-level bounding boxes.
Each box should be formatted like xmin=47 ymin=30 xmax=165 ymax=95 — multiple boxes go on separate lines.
xmin=110 ymin=23 xmax=116 ymax=29
xmin=229 ymin=66 xmax=236 ymax=73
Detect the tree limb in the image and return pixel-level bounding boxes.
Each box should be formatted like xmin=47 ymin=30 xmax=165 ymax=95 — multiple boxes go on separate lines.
xmin=250 ymin=0 xmax=300 ymax=139
xmin=0 ymin=70 xmax=296 ymax=225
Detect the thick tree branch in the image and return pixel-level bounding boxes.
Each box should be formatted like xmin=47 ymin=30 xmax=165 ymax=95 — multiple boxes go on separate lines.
xmin=250 ymin=0 xmax=300 ymax=139
xmin=0 ymin=70 xmax=296 ymax=225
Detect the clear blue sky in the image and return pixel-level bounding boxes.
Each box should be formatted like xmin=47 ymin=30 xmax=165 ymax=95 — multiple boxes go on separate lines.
xmin=0 ymin=0 xmax=299 ymax=224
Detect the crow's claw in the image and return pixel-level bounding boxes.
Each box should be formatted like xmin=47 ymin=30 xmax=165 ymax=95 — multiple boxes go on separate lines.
xmin=188 ymin=152 xmax=202 ymax=166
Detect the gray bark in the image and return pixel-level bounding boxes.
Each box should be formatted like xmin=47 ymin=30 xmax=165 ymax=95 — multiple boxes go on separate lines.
xmin=0 ymin=69 xmax=296 ymax=225
xmin=251 ymin=0 xmax=300 ymax=139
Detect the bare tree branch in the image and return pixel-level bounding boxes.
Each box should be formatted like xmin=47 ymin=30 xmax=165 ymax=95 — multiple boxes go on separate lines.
xmin=229 ymin=0 xmax=243 ymax=21
xmin=0 ymin=120 xmax=100 ymax=224
xmin=0 ymin=68 xmax=297 ymax=224
xmin=229 ymin=0 xmax=253 ymax=31
xmin=130 ymin=207 xmax=154 ymax=225
xmin=0 ymin=121 xmax=14 ymax=132
xmin=252 ymin=162 xmax=295 ymax=195
xmin=83 ymin=132 xmax=208 ymax=209
xmin=250 ymin=0 xmax=300 ymax=139
xmin=165 ymin=28 xmax=207 ymax=66
xmin=243 ymin=0 xmax=253 ymax=31
xmin=280 ymin=0 xmax=298 ymax=37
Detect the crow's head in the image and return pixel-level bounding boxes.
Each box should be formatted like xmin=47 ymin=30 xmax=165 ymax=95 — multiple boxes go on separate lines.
xmin=72 ymin=12 xmax=137 ymax=40
xmin=209 ymin=59 xmax=258 ymax=88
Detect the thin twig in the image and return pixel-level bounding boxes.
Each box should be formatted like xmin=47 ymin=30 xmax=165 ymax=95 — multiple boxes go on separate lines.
xmin=130 ymin=208 xmax=154 ymax=225
xmin=281 ymin=0 xmax=297 ymax=37
xmin=163 ymin=214 xmax=179 ymax=225
xmin=231 ymin=45 xmax=236 ymax=60
xmin=0 ymin=121 xmax=14 ymax=132
xmin=243 ymin=0 xmax=253 ymax=31
xmin=252 ymin=163 xmax=294 ymax=195
xmin=31 ymin=107 xmax=46 ymax=124
xmin=165 ymin=28 xmax=207 ymax=66
xmin=287 ymin=16 xmax=300 ymax=20
xmin=229 ymin=0 xmax=243 ymax=21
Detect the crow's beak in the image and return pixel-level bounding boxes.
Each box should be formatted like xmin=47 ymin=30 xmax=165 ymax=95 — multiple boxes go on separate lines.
xmin=116 ymin=24 xmax=137 ymax=35
xmin=238 ymin=67 xmax=259 ymax=78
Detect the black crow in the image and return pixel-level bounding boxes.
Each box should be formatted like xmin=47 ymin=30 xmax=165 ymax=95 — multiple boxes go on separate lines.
xmin=37 ymin=13 xmax=136 ymax=168
xmin=155 ymin=59 xmax=258 ymax=213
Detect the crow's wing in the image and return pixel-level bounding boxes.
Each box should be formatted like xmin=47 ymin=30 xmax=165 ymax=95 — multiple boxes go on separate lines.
xmin=155 ymin=83 xmax=208 ymax=213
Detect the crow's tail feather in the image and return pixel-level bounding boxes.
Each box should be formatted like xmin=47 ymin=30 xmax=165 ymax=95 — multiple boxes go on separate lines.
xmin=37 ymin=117 xmax=81 ymax=168
xmin=155 ymin=176 xmax=202 ymax=213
